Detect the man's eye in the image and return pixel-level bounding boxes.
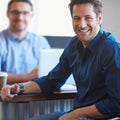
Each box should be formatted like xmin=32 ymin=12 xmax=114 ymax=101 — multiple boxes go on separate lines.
xmin=9 ymin=10 xmax=32 ymax=16
xmin=23 ymin=12 xmax=30 ymax=15
xmin=11 ymin=11 xmax=20 ymax=15
xmin=86 ymin=17 xmax=92 ymax=20
xmin=73 ymin=17 xmax=80 ymax=21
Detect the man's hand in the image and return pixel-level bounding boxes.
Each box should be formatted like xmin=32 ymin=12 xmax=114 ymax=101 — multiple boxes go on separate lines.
xmin=7 ymin=66 xmax=39 ymax=84
xmin=25 ymin=66 xmax=39 ymax=82
xmin=1 ymin=83 xmax=19 ymax=101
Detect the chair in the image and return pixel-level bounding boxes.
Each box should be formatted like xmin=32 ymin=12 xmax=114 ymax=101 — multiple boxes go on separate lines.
xmin=45 ymin=36 xmax=72 ymax=48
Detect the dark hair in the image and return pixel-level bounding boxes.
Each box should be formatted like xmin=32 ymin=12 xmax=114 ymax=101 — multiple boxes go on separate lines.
xmin=69 ymin=0 xmax=103 ymax=16
xmin=7 ymin=0 xmax=33 ymax=11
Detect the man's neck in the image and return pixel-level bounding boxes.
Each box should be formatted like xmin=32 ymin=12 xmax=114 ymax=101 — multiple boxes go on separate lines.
xmin=15 ymin=31 xmax=27 ymax=40
xmin=10 ymin=29 xmax=27 ymax=40
xmin=82 ymin=40 xmax=92 ymax=48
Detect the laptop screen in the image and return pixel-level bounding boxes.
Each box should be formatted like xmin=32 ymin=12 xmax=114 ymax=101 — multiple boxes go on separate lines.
xmin=39 ymin=48 xmax=75 ymax=86
xmin=39 ymin=48 xmax=64 ymax=77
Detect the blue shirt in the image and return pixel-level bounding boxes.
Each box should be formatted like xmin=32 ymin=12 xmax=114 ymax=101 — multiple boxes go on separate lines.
xmin=34 ymin=29 xmax=120 ymax=117
xmin=0 ymin=29 xmax=50 ymax=73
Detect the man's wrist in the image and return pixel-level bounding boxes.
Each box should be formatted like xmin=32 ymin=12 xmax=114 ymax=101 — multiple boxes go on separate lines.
xmin=18 ymin=83 xmax=24 ymax=94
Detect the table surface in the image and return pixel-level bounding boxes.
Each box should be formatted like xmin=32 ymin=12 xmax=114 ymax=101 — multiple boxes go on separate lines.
xmin=0 ymin=90 xmax=77 ymax=103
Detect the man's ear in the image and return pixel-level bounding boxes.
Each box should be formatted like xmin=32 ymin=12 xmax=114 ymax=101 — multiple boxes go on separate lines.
xmin=30 ymin=12 xmax=34 ymax=18
xmin=98 ymin=13 xmax=103 ymax=25
xmin=7 ymin=11 xmax=10 ymax=18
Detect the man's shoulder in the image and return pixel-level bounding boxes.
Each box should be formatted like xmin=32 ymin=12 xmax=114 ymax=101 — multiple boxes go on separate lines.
xmin=103 ymin=32 xmax=120 ymax=47
xmin=100 ymin=32 xmax=120 ymax=57
xmin=64 ymin=36 xmax=79 ymax=53
xmin=0 ymin=29 xmax=7 ymax=36
xmin=27 ymin=32 xmax=47 ymax=42
xmin=0 ymin=29 xmax=8 ymax=43
xmin=27 ymin=31 xmax=45 ymax=39
xmin=27 ymin=32 xmax=50 ymax=48
xmin=67 ymin=36 xmax=80 ymax=47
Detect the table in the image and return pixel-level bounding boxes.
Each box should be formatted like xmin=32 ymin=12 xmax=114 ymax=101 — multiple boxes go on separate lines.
xmin=0 ymin=90 xmax=76 ymax=120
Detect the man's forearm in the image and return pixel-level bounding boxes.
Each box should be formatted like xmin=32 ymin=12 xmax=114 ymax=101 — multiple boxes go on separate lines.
xmin=61 ymin=104 xmax=108 ymax=119
xmin=7 ymin=73 xmax=31 ymax=84
xmin=23 ymin=81 xmax=41 ymax=94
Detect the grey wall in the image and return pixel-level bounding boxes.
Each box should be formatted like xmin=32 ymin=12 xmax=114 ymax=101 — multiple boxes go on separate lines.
xmin=102 ymin=0 xmax=120 ymax=40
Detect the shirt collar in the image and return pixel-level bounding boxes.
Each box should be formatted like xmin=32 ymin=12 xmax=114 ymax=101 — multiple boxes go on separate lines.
xmin=76 ymin=29 xmax=104 ymax=54
xmin=6 ymin=28 xmax=30 ymax=42
xmin=87 ymin=29 xmax=104 ymax=53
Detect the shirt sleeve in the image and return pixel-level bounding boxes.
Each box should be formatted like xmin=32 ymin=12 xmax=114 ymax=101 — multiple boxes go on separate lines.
xmin=0 ymin=34 xmax=6 ymax=71
xmin=95 ymin=43 xmax=120 ymax=117
xmin=39 ymin=36 xmax=51 ymax=49
xmin=0 ymin=54 xmax=1 ymax=71
xmin=33 ymin=49 xmax=71 ymax=93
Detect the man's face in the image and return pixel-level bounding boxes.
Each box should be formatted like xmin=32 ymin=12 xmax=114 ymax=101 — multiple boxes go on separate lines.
xmin=72 ymin=3 xmax=102 ymax=45
xmin=7 ymin=2 xmax=33 ymax=32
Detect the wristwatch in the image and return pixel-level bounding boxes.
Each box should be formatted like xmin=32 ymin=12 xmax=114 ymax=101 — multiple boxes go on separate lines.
xmin=18 ymin=83 xmax=24 ymax=94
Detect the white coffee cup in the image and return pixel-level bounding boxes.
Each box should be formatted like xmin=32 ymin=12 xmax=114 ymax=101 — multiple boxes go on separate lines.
xmin=0 ymin=72 xmax=8 ymax=92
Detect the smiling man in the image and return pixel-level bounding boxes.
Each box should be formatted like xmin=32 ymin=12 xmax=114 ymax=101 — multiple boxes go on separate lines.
xmin=72 ymin=2 xmax=102 ymax=48
xmin=0 ymin=0 xmax=50 ymax=84
xmin=1 ymin=0 xmax=120 ymax=120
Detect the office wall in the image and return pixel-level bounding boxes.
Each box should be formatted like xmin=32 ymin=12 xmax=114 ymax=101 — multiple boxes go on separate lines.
xmin=0 ymin=0 xmax=120 ymax=39
xmin=102 ymin=0 xmax=120 ymax=39
xmin=35 ymin=0 xmax=120 ymax=39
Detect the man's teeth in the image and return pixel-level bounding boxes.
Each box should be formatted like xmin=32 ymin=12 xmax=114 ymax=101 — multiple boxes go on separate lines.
xmin=79 ymin=29 xmax=88 ymax=32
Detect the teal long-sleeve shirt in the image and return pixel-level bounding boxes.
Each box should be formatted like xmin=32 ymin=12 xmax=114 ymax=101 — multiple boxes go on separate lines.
xmin=34 ymin=29 xmax=120 ymax=118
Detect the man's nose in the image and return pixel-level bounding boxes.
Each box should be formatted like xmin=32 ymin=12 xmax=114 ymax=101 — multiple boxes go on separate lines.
xmin=78 ymin=19 xmax=87 ymax=28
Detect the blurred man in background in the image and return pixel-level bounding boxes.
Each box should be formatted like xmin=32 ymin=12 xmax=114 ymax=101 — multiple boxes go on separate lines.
xmin=0 ymin=0 xmax=50 ymax=84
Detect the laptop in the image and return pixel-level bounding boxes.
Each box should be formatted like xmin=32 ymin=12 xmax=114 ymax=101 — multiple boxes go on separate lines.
xmin=39 ymin=48 xmax=64 ymax=77
xmin=39 ymin=49 xmax=76 ymax=91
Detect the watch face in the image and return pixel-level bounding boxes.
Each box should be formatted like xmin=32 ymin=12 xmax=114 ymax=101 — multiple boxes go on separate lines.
xmin=18 ymin=83 xmax=24 ymax=94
